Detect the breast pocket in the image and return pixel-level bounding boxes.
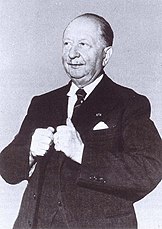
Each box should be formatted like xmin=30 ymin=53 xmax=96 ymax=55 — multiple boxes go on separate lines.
xmin=83 ymin=123 xmax=122 ymax=161
xmin=89 ymin=124 xmax=118 ymax=144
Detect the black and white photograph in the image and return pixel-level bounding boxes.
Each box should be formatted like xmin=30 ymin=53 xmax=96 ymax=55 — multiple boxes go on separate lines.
xmin=0 ymin=1 xmax=162 ymax=228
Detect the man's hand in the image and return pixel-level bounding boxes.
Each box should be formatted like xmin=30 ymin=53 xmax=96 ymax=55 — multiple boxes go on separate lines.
xmin=53 ymin=118 xmax=84 ymax=164
xmin=30 ymin=127 xmax=55 ymax=157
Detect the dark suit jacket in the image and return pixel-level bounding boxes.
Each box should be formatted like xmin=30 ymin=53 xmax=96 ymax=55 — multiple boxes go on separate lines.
xmin=0 ymin=74 xmax=162 ymax=229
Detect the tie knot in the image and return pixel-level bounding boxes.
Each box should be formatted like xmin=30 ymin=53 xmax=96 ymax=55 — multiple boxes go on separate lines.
xmin=76 ymin=89 xmax=86 ymax=100
xmin=73 ymin=88 xmax=87 ymax=115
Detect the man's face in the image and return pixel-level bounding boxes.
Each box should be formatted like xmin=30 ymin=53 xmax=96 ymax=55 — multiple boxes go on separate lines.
xmin=62 ymin=17 xmax=106 ymax=87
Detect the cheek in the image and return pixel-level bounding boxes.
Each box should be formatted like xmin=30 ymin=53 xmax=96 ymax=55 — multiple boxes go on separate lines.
xmin=62 ymin=53 xmax=67 ymax=61
xmin=62 ymin=48 xmax=69 ymax=59
xmin=92 ymin=52 xmax=103 ymax=68
xmin=85 ymin=56 xmax=98 ymax=71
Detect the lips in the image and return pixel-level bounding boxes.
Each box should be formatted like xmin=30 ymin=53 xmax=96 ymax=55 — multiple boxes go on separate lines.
xmin=68 ymin=63 xmax=84 ymax=69
xmin=68 ymin=63 xmax=84 ymax=66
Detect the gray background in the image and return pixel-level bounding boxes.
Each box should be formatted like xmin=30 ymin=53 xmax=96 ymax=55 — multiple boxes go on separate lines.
xmin=0 ymin=0 xmax=161 ymax=228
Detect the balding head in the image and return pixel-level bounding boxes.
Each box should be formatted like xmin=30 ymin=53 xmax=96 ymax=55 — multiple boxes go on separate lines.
xmin=66 ymin=13 xmax=114 ymax=47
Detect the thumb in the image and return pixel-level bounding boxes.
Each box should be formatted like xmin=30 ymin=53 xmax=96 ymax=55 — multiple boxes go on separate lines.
xmin=47 ymin=126 xmax=55 ymax=133
xmin=66 ymin=118 xmax=74 ymax=129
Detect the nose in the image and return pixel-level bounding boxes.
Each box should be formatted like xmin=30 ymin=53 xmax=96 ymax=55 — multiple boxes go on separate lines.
xmin=68 ymin=45 xmax=80 ymax=59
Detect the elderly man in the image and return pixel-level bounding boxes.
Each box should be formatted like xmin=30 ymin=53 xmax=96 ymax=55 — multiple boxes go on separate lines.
xmin=0 ymin=13 xmax=162 ymax=229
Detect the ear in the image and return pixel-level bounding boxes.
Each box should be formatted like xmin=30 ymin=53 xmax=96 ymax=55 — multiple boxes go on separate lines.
xmin=102 ymin=46 xmax=112 ymax=67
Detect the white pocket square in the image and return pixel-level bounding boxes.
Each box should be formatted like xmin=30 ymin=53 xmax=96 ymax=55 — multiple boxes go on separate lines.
xmin=93 ymin=121 xmax=109 ymax=130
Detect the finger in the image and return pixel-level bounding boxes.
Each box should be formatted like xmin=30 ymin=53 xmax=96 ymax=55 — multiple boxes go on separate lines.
xmin=53 ymin=132 xmax=59 ymax=145
xmin=47 ymin=126 xmax=55 ymax=133
xmin=66 ymin=118 xmax=75 ymax=129
xmin=46 ymin=127 xmax=55 ymax=141
xmin=32 ymin=149 xmax=47 ymax=157
xmin=39 ymin=142 xmax=50 ymax=151
xmin=34 ymin=128 xmax=53 ymax=139
xmin=33 ymin=135 xmax=52 ymax=145
xmin=31 ymin=135 xmax=53 ymax=155
xmin=40 ymin=138 xmax=52 ymax=146
xmin=54 ymin=142 xmax=61 ymax=151
xmin=30 ymin=140 xmax=47 ymax=151
xmin=56 ymin=125 xmax=67 ymax=132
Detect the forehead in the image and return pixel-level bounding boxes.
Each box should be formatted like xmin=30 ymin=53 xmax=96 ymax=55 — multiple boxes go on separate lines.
xmin=63 ymin=17 xmax=101 ymax=41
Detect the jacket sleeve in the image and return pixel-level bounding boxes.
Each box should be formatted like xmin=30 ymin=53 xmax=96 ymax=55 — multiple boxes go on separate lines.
xmin=77 ymin=95 xmax=162 ymax=201
xmin=0 ymin=96 xmax=43 ymax=184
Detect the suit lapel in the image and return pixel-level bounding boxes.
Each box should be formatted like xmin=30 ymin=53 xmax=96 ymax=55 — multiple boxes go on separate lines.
xmin=48 ymin=82 xmax=71 ymax=127
xmin=72 ymin=74 xmax=121 ymax=133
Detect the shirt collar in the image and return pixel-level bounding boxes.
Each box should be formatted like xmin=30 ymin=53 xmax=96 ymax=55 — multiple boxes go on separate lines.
xmin=67 ymin=74 xmax=103 ymax=98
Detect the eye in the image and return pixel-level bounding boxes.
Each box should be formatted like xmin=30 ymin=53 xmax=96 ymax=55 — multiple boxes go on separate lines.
xmin=80 ymin=42 xmax=86 ymax=46
xmin=63 ymin=41 xmax=71 ymax=46
xmin=79 ymin=42 xmax=90 ymax=48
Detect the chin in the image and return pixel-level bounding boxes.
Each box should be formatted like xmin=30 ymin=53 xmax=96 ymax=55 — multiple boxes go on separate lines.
xmin=68 ymin=71 xmax=85 ymax=79
xmin=71 ymin=74 xmax=84 ymax=79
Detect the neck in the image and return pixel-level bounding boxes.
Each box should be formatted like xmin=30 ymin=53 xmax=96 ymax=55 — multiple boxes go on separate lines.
xmin=71 ymin=70 xmax=105 ymax=88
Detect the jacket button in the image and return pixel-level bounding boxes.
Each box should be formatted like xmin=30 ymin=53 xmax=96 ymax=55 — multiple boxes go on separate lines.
xmin=28 ymin=220 xmax=32 ymax=227
xmin=89 ymin=176 xmax=98 ymax=181
xmin=33 ymin=193 xmax=36 ymax=199
xmin=93 ymin=176 xmax=97 ymax=180
xmin=95 ymin=113 xmax=102 ymax=117
xmin=99 ymin=177 xmax=106 ymax=183
xmin=58 ymin=201 xmax=62 ymax=207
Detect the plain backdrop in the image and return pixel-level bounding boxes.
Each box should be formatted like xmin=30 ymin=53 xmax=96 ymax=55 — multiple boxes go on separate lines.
xmin=0 ymin=0 xmax=162 ymax=228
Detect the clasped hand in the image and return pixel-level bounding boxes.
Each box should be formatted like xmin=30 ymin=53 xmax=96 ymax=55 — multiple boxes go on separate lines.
xmin=30 ymin=118 xmax=84 ymax=164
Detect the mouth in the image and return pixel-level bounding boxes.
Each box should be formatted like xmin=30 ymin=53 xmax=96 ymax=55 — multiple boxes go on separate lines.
xmin=68 ymin=63 xmax=84 ymax=69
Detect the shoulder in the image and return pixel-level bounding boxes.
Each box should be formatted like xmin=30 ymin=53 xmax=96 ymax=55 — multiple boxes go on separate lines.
xmin=26 ymin=82 xmax=71 ymax=115
xmin=103 ymin=74 xmax=151 ymax=116
xmin=29 ymin=82 xmax=71 ymax=107
xmin=33 ymin=83 xmax=71 ymax=101
xmin=116 ymin=83 xmax=150 ymax=112
xmin=115 ymin=84 xmax=151 ymax=119
xmin=105 ymin=75 xmax=150 ymax=106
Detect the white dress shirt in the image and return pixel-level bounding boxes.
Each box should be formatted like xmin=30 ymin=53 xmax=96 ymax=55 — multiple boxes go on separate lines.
xmin=67 ymin=74 xmax=103 ymax=119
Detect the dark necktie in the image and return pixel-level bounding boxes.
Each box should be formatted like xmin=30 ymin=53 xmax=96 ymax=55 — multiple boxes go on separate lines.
xmin=74 ymin=88 xmax=87 ymax=110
